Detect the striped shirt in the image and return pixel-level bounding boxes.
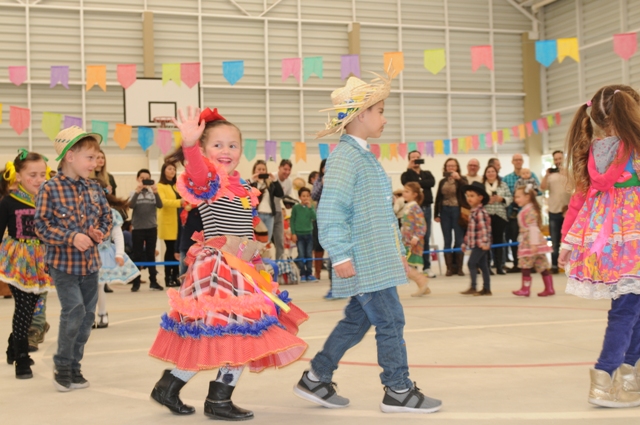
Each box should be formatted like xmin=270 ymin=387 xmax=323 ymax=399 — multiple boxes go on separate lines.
xmin=199 ymin=191 xmax=255 ymax=241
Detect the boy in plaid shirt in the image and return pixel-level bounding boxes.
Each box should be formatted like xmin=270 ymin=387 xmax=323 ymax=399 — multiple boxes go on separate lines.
xmin=460 ymin=182 xmax=492 ymax=296
xmin=35 ymin=126 xmax=112 ymax=392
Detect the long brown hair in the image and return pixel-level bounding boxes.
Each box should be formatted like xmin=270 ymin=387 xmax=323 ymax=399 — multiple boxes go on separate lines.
xmin=164 ymin=120 xmax=243 ymax=165
xmin=159 ymin=161 xmax=177 ymax=185
xmin=514 ymin=186 xmax=542 ymax=228
xmin=0 ymin=152 xmax=48 ymax=197
xmin=565 ymin=85 xmax=640 ymax=193
xmin=442 ymin=158 xmax=461 ymax=175
xmin=93 ymin=149 xmax=109 ymax=187
xmin=404 ymin=182 xmax=424 ymax=205
xmin=105 ymin=194 xmax=129 ymax=210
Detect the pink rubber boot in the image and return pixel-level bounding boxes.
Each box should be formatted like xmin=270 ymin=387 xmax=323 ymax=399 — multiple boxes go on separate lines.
xmin=513 ymin=276 xmax=531 ymax=297
xmin=538 ymin=273 xmax=555 ymax=297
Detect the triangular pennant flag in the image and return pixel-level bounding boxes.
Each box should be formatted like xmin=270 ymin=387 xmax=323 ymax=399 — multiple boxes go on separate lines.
xmin=479 ymin=134 xmax=486 ymax=149
xmin=282 ymin=58 xmax=301 ymax=82
xmin=174 ymin=131 xmax=182 ymax=148
xmin=546 ymin=115 xmax=554 ymax=128
xmin=157 ymin=129 xmax=173 ymax=155
xmin=181 ymin=62 xmax=201 ymax=88
xmin=443 ymin=139 xmax=451 ymax=155
xmin=244 ymin=139 xmax=257 ymax=161
xmin=295 ymin=142 xmax=307 ymax=162
xmin=138 ymin=127 xmax=154 ymax=151
xmin=518 ymin=124 xmax=526 ymax=139
xmin=408 ymin=142 xmax=417 ymax=154
xmin=319 ymin=143 xmax=330 ymax=160
xmin=265 ymin=140 xmax=277 ymax=161
xmin=341 ymin=54 xmax=360 ymax=79
xmin=497 ymin=130 xmax=504 ymax=145
xmin=162 ymin=63 xmax=181 ymax=86
xmin=117 ymin=64 xmax=137 ymax=89
xmin=280 ymin=141 xmax=293 ymax=160
xmin=503 ymin=128 xmax=511 ymax=142
xmin=492 ymin=131 xmax=499 ymax=146
xmin=613 ymin=33 xmax=638 ymax=60
xmin=471 ymin=45 xmax=493 ymax=71
xmin=330 ymin=144 xmax=337 ymax=152
xmin=538 ymin=118 xmax=548 ymax=131
xmin=397 ymin=143 xmax=407 ymax=159
xmin=485 ymin=133 xmax=493 ymax=149
xmin=389 ymin=144 xmax=398 ymax=160
xmin=557 ymin=38 xmax=580 ymax=63
xmin=50 ymin=66 xmax=69 ymax=89
xmin=222 ymin=61 xmax=244 ymax=86
xmin=380 ymin=144 xmax=390 ymax=160
xmin=434 ymin=140 xmax=444 ymax=154
xmin=92 ymin=120 xmax=109 ymax=144
xmin=383 ymin=51 xmax=405 ymax=78
xmin=42 ymin=112 xmax=62 ymax=141
xmin=535 ymin=40 xmax=558 ymax=67
xmin=511 ymin=126 xmax=519 ymax=140
xmin=472 ymin=135 xmax=479 ymax=150
xmin=86 ymin=65 xmax=107 ymax=91
xmin=114 ymin=123 xmax=132 ymax=149
xmin=425 ymin=141 xmax=434 ymax=157
xmin=64 ymin=115 xmax=82 ymax=129
xmin=370 ymin=144 xmax=381 ymax=159
xmin=452 ymin=138 xmax=458 ymax=154
xmin=555 ymin=112 xmax=562 ymax=125
xmin=8 ymin=66 xmax=27 ymax=86
xmin=424 ymin=49 xmax=446 ymax=75
xmin=10 ymin=106 xmax=30 ymax=135
xmin=417 ymin=142 xmax=426 ymax=155
xmin=526 ymin=122 xmax=534 ymax=136
xmin=303 ymin=57 xmax=323 ymax=81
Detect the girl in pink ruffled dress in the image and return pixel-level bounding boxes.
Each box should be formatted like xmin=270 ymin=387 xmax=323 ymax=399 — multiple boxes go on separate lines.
xmin=559 ymin=85 xmax=640 ymax=408
xmin=149 ymin=107 xmax=308 ymax=420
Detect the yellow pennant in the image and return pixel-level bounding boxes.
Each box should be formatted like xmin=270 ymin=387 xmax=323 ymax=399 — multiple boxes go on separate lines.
xmin=557 ymin=38 xmax=580 ymax=63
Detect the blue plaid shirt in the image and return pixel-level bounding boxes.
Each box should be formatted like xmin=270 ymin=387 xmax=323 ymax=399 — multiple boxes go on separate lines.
xmin=35 ymin=171 xmax=112 ymax=276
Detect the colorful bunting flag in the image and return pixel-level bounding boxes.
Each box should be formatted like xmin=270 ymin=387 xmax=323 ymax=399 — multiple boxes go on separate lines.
xmin=92 ymin=120 xmax=109 ymax=144
xmin=526 ymin=122 xmax=534 ymax=136
xmin=173 ymin=131 xmax=182 ymax=148
xmin=181 ymin=62 xmax=201 ymax=88
xmin=295 ymin=142 xmax=307 ymax=162
xmin=319 ymin=143 xmax=329 ymax=160
xmin=518 ymin=124 xmax=526 ymax=139
xmin=244 ymin=139 xmax=257 ymax=161
xmin=389 ymin=143 xmax=398 ymax=160
xmin=340 ymin=54 xmax=360 ymax=80
xmin=222 ymin=61 xmax=244 ymax=86
xmin=425 ymin=141 xmax=434 ymax=157
xmin=157 ymin=129 xmax=173 ymax=155
xmin=162 ymin=63 xmax=181 ymax=86
xmin=546 ymin=115 xmax=554 ymax=128
xmin=535 ymin=40 xmax=558 ymax=67
xmin=380 ymin=144 xmax=390 ymax=160
xmin=117 ymin=64 xmax=137 ymax=89
xmin=472 ymin=135 xmax=479 ymax=150
xmin=531 ymin=120 xmax=539 ymax=134
xmin=397 ymin=143 xmax=407 ymax=159
xmin=443 ymin=139 xmax=451 ymax=155
xmin=471 ymin=45 xmax=494 ymax=71
xmin=303 ymin=57 xmax=323 ymax=82
xmin=383 ymin=51 xmax=404 ymax=78
xmin=265 ymin=140 xmax=277 ymax=161
xmin=557 ymin=38 xmax=580 ymax=63
xmin=138 ymin=127 xmax=154 ymax=151
xmin=42 ymin=112 xmax=62 ymax=141
xmin=452 ymin=138 xmax=458 ymax=154
xmin=282 ymin=58 xmax=301 ymax=83
xmin=503 ymin=128 xmax=511 ymax=142
xmin=424 ymin=49 xmax=446 ymax=75
xmin=408 ymin=142 xmax=417 ymax=154
xmin=50 ymin=66 xmax=69 ymax=89
xmin=613 ymin=33 xmax=638 ymax=60
xmin=555 ymin=112 xmax=562 ymax=125
xmin=417 ymin=142 xmax=426 ymax=156
xmin=486 ymin=133 xmax=493 ymax=149
xmin=113 ymin=123 xmax=132 ymax=149
xmin=434 ymin=140 xmax=443 ymax=155
xmin=370 ymin=144 xmax=381 ymax=159
xmin=280 ymin=141 xmax=293 ymax=160
xmin=497 ymin=130 xmax=504 ymax=145
xmin=63 ymin=115 xmax=82 ymax=129
xmin=8 ymin=66 xmax=27 ymax=86
xmin=330 ymin=143 xmax=337 ymax=152
xmin=479 ymin=134 xmax=486 ymax=149
xmin=86 ymin=65 xmax=107 ymax=91
xmin=10 ymin=106 xmax=30 ymax=135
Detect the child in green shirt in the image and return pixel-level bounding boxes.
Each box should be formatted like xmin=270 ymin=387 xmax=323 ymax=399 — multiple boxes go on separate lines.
xmin=290 ymin=187 xmax=317 ymax=281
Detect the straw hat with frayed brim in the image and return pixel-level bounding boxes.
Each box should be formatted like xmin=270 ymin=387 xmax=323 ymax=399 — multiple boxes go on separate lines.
xmin=54 ymin=126 xmax=103 ymax=161
xmin=315 ymin=67 xmax=394 ymax=139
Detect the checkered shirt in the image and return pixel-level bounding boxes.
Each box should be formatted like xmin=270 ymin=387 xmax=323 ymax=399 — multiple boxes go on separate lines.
xmin=462 ymin=206 xmax=492 ymax=250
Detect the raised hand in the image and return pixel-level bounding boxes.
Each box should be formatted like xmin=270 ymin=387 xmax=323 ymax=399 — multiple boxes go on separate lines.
xmin=171 ymin=106 xmax=205 ymax=148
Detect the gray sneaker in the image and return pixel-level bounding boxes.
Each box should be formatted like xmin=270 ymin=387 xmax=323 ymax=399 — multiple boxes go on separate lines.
xmin=380 ymin=383 xmax=442 ymax=413
xmin=71 ymin=370 xmax=90 ymax=389
xmin=293 ymin=371 xmax=350 ymax=408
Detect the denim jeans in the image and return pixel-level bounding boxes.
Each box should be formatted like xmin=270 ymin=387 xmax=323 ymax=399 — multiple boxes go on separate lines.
xmin=440 ymin=205 xmax=464 ymax=250
xmin=258 ymin=212 xmax=275 ymax=243
xmin=272 ymin=211 xmax=285 ymax=260
xmin=468 ymin=247 xmax=490 ymax=291
xmin=49 ymin=267 xmax=99 ymax=370
xmin=422 ymin=205 xmax=432 ymax=270
xmin=596 ymin=293 xmax=640 ymax=374
xmin=296 ymin=234 xmax=313 ymax=278
xmin=548 ymin=212 xmax=564 ymax=268
xmin=310 ymin=286 xmax=412 ymax=391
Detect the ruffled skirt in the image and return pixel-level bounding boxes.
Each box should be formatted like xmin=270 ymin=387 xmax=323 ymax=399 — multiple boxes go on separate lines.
xmin=98 ymin=242 xmax=140 ymax=285
xmin=0 ymin=237 xmax=52 ymax=294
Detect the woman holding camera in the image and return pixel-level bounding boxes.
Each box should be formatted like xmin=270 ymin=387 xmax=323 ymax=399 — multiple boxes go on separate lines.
xmin=249 ymin=160 xmax=283 ymax=243
xmin=482 ymin=165 xmax=511 ymax=275
xmin=434 ymin=158 xmax=468 ymax=276
xmin=157 ymin=162 xmax=182 ymax=287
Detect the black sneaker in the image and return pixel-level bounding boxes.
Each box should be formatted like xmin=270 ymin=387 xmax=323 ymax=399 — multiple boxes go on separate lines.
xmin=380 ymin=383 xmax=442 ymax=413
xmin=71 ymin=370 xmax=90 ymax=389
xmin=293 ymin=371 xmax=350 ymax=408
xmin=53 ymin=368 xmax=72 ymax=392
xmin=149 ymin=282 xmax=164 ymax=291
xmin=103 ymin=284 xmax=113 ymax=293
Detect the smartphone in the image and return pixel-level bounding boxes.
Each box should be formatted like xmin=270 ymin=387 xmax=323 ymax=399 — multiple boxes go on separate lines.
xmin=414 ymin=159 xmax=425 ymax=165
xmin=142 ymin=179 xmax=155 ymax=186
xmin=443 ymin=171 xmax=452 ymax=178
xmin=258 ymin=173 xmax=271 ymax=179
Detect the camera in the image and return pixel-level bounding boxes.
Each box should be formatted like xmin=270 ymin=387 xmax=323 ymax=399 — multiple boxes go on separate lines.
xmin=258 ymin=173 xmax=271 ymax=179
xmin=414 ymin=159 xmax=425 ymax=165
xmin=142 ymin=179 xmax=155 ymax=186
xmin=443 ymin=171 xmax=452 ymax=178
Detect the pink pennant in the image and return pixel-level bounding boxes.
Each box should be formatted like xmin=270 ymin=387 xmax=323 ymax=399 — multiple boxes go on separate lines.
xmin=282 ymin=58 xmax=301 ymax=82
xmin=330 ymin=143 xmax=337 ymax=152
xmin=613 ymin=33 xmax=638 ymax=60
xmin=497 ymin=130 xmax=504 ymax=145
xmin=538 ymin=118 xmax=548 ymax=131
xmin=471 ymin=135 xmax=479 ymax=150
xmin=526 ymin=122 xmax=534 ymax=136
xmin=511 ymin=126 xmax=519 ymax=140
xmin=117 ymin=64 xmax=137 ymax=89
xmin=397 ymin=143 xmax=407 ymax=159
xmin=471 ymin=45 xmax=493 ymax=72
xmin=486 ymin=132 xmax=493 ymax=148
xmin=417 ymin=142 xmax=426 ymax=155
xmin=157 ymin=129 xmax=173 ymax=155
xmin=10 ymin=106 xmax=30 ymax=135
xmin=555 ymin=112 xmax=562 ymax=125
xmin=452 ymin=138 xmax=458 ymax=154
xmin=8 ymin=66 xmax=27 ymax=86
xmin=370 ymin=144 xmax=381 ymax=159
xmin=181 ymin=62 xmax=201 ymax=88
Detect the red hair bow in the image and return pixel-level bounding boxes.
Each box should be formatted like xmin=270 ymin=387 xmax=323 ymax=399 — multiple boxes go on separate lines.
xmin=199 ymin=107 xmax=226 ymax=124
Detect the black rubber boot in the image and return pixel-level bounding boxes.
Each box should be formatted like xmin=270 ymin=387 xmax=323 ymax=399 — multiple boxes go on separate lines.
xmin=14 ymin=338 xmax=33 ymax=379
xmin=151 ymin=370 xmax=196 ymax=415
xmin=204 ymin=381 xmax=254 ymax=421
xmin=6 ymin=333 xmax=14 ymax=364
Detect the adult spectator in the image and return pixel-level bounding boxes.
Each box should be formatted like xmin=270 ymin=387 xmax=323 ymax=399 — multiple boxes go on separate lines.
xmin=487 ymin=158 xmax=502 ymax=176
xmin=401 ymin=150 xmax=437 ymax=277
xmin=95 ymin=149 xmax=117 ymax=196
xmin=157 ymin=162 xmax=181 ymax=288
xmin=503 ymin=154 xmax=541 ymax=273
xmin=541 ymin=150 xmax=571 ymax=274
xmin=482 ymin=165 xmax=511 ymax=275
xmin=465 ymin=159 xmax=482 ymax=184
xmin=272 ymin=159 xmax=292 ymax=259
xmin=249 ymin=160 xmax=283 ymax=243
xmin=434 ymin=158 xmax=469 ymax=276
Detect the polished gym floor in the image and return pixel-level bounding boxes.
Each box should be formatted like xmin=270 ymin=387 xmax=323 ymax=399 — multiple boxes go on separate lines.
xmin=2 ymin=271 xmax=640 ymax=425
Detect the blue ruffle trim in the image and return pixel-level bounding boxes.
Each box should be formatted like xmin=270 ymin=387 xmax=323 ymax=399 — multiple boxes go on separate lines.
xmin=275 ymin=290 xmax=292 ymax=315
xmin=252 ymin=208 xmax=258 ymax=217
xmin=159 ymin=313 xmax=284 ymax=339
xmin=185 ymin=174 xmax=221 ymax=201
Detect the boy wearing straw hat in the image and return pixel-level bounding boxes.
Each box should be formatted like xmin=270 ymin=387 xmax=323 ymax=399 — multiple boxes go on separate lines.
xmin=34 ymin=126 xmax=112 ymax=392
xmin=293 ymin=73 xmax=442 ymax=413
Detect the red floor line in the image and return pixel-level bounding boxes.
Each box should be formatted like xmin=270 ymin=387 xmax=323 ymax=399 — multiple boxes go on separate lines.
xmin=299 ymin=357 xmax=594 ymax=369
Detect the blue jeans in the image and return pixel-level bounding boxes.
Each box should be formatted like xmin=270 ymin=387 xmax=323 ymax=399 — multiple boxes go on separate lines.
xmin=296 ymin=234 xmax=313 ymax=278
xmin=310 ymin=286 xmax=412 ymax=391
xmin=468 ymin=247 xmax=490 ymax=291
xmin=49 ymin=267 xmax=99 ymax=370
xmin=440 ymin=205 xmax=464 ymax=250
xmin=596 ymin=294 xmax=640 ymax=374
xmin=422 ymin=205 xmax=432 ymax=269
xmin=258 ymin=212 xmax=275 ymax=243
xmin=548 ymin=212 xmax=564 ymax=268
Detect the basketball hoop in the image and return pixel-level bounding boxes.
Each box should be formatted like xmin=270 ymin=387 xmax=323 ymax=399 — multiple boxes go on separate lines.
xmin=152 ymin=116 xmax=176 ymax=129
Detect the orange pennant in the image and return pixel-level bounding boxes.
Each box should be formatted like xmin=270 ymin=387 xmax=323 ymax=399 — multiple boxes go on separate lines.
xmin=113 ymin=123 xmax=132 ymax=149
xmin=518 ymin=124 xmax=526 ymax=140
xmin=389 ymin=143 xmax=398 ymax=160
xmin=86 ymin=65 xmax=107 ymax=91
xmin=383 ymin=51 xmax=405 ymax=78
xmin=295 ymin=142 xmax=307 ymax=162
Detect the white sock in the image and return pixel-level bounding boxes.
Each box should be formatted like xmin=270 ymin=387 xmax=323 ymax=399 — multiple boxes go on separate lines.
xmin=215 ymin=365 xmax=244 ymax=386
xmin=391 ymin=387 xmax=410 ymax=393
xmin=171 ymin=368 xmax=197 ymax=382
xmin=307 ymin=369 xmax=320 ymax=382
xmin=97 ymin=283 xmax=107 ymax=316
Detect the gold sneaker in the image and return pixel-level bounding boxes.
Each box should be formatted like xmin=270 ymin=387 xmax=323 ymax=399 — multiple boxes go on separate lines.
xmin=588 ymin=367 xmax=640 ymax=408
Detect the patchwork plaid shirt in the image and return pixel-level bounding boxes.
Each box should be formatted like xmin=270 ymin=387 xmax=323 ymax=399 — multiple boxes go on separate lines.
xmin=35 ymin=171 xmax=112 ymax=275
xmin=462 ymin=206 xmax=492 ymax=250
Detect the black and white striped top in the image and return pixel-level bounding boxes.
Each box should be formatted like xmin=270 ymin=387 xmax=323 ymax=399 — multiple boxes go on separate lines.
xmin=198 ymin=187 xmax=255 ymax=241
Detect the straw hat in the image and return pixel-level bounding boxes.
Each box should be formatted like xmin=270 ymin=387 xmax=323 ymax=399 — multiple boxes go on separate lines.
xmin=54 ymin=126 xmax=103 ymax=161
xmin=315 ymin=69 xmax=393 ymax=139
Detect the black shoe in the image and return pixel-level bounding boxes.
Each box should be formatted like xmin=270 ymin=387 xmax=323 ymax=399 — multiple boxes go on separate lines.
xmin=96 ymin=313 xmax=109 ymax=329
xmin=15 ymin=355 xmax=33 ymax=379
xmin=71 ymin=369 xmax=90 ymax=389
xmin=6 ymin=334 xmax=14 ymax=364
xmin=507 ymin=266 xmax=521 ymax=274
xmin=171 ymin=277 xmax=181 ymax=287
xmin=551 ymin=267 xmax=559 ymax=275
xmin=53 ymin=367 xmax=72 ymax=392
xmin=149 ymin=282 xmax=164 ymax=291
xmin=103 ymin=284 xmax=113 ymax=293
xmin=497 ymin=269 xmax=506 ymax=275
xmin=151 ymin=370 xmax=196 ymax=415
xmin=204 ymin=381 xmax=254 ymax=421
xmin=131 ymin=278 xmax=140 ymax=292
